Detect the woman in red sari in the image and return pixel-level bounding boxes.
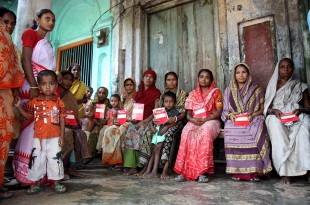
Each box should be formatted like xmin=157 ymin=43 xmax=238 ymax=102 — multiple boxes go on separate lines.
xmin=174 ymin=69 xmax=223 ymax=182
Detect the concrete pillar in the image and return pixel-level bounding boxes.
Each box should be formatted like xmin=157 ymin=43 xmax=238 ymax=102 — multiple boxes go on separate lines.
xmin=14 ymin=0 xmax=52 ymax=50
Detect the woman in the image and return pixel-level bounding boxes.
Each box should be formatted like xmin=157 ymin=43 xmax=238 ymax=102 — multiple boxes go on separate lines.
xmin=159 ymin=72 xmax=187 ymax=179
xmin=174 ymin=69 xmax=222 ymax=183
xmin=59 ymin=70 xmax=91 ymax=179
xmin=13 ymin=9 xmax=56 ymax=185
xmin=221 ymin=63 xmax=272 ymax=181
xmin=264 ymin=58 xmax=310 ymax=184
xmin=123 ymin=70 xmax=161 ymax=176
xmin=68 ymin=63 xmax=87 ymax=118
xmin=101 ymin=78 xmax=136 ymax=166
xmin=0 ymin=9 xmax=24 ymax=199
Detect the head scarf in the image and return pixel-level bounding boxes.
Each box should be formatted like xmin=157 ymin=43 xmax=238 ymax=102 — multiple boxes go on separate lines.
xmin=134 ymin=69 xmax=157 ymax=101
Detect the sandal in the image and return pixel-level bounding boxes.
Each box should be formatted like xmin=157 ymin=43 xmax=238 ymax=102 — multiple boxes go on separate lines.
xmin=250 ymin=177 xmax=261 ymax=182
xmin=55 ymin=185 xmax=67 ymax=194
xmin=198 ymin=175 xmax=209 ymax=183
xmin=175 ymin=175 xmax=185 ymax=182
xmin=0 ymin=191 xmax=12 ymax=200
xmin=26 ymin=185 xmax=43 ymax=195
xmin=231 ymin=176 xmax=241 ymax=181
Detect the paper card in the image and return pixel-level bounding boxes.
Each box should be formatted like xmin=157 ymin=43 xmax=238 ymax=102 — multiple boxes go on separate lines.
xmin=94 ymin=104 xmax=106 ymax=119
xmin=132 ymin=103 xmax=144 ymax=121
xmin=65 ymin=110 xmax=78 ymax=126
xmin=193 ymin=102 xmax=207 ymax=118
xmin=117 ymin=110 xmax=128 ymax=125
xmin=153 ymin=107 xmax=168 ymax=125
xmin=234 ymin=113 xmax=250 ymax=126
xmin=107 ymin=110 xmax=115 ymax=126
xmin=280 ymin=112 xmax=298 ymax=124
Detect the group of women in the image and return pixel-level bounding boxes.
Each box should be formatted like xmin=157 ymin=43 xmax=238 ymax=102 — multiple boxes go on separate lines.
xmin=1 ymin=5 xmax=310 ymax=200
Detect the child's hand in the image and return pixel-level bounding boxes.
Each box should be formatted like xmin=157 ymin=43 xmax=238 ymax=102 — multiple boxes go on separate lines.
xmin=151 ymin=125 xmax=157 ymax=134
xmin=14 ymin=97 xmax=21 ymax=107
xmin=58 ymin=137 xmax=64 ymax=147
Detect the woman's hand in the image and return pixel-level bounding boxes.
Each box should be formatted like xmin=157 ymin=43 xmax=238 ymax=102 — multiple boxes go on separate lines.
xmin=30 ymin=88 xmax=40 ymax=99
xmin=229 ymin=113 xmax=236 ymax=122
xmin=272 ymin=109 xmax=282 ymax=119
xmin=292 ymin=109 xmax=301 ymax=116
xmin=190 ymin=118 xmax=205 ymax=126
xmin=153 ymin=118 xmax=161 ymax=126
xmin=113 ymin=119 xmax=120 ymax=126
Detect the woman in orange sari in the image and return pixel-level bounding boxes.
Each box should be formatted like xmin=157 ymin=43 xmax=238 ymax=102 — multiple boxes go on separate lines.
xmin=174 ymin=69 xmax=223 ymax=183
xmin=0 ymin=16 xmax=24 ymax=199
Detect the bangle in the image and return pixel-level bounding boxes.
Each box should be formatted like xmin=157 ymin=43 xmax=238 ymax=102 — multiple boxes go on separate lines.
xmin=30 ymin=87 xmax=38 ymax=89
xmin=175 ymin=116 xmax=178 ymax=122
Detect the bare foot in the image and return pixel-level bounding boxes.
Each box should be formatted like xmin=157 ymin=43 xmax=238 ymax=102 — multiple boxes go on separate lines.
xmin=141 ymin=171 xmax=151 ymax=178
xmin=135 ymin=166 xmax=147 ymax=177
xmin=68 ymin=167 xmax=84 ymax=178
xmin=123 ymin=168 xmax=138 ymax=176
xmin=160 ymin=173 xmax=170 ymax=179
xmin=280 ymin=176 xmax=291 ymax=184
xmin=146 ymin=173 xmax=159 ymax=179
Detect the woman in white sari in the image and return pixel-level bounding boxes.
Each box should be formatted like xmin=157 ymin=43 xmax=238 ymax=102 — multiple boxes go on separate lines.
xmin=13 ymin=9 xmax=57 ymax=185
xmin=264 ymin=58 xmax=310 ymax=184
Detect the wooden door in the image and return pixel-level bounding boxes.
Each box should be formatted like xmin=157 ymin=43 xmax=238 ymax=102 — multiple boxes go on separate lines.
xmin=147 ymin=1 xmax=216 ymax=92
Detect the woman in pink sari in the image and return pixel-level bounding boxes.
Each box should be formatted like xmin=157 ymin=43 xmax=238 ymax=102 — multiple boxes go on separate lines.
xmin=13 ymin=9 xmax=56 ymax=185
xmin=174 ymin=69 xmax=223 ymax=183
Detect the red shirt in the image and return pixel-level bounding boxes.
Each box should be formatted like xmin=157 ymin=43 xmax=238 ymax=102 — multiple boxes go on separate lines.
xmin=24 ymin=95 xmax=66 ymax=139
xmin=22 ymin=29 xmax=42 ymax=48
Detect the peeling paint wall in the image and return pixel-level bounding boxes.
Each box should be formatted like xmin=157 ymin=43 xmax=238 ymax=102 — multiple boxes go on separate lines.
xmin=111 ymin=0 xmax=309 ymax=93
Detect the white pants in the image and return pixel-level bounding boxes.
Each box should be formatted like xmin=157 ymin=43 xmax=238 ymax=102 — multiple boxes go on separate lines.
xmin=27 ymin=137 xmax=64 ymax=181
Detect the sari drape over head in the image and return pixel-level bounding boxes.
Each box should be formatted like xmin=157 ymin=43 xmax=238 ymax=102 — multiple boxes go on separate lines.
xmin=264 ymin=59 xmax=310 ymax=176
xmin=174 ymin=74 xmax=222 ymax=180
xmin=221 ymin=63 xmax=272 ymax=176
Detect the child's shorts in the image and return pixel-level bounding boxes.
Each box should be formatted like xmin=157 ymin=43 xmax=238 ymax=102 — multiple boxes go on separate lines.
xmin=151 ymin=126 xmax=166 ymax=144
xmin=27 ymin=137 xmax=64 ymax=181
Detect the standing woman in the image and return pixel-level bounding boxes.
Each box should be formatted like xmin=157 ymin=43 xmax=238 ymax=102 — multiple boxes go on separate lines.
xmin=221 ymin=63 xmax=272 ymax=181
xmin=123 ymin=70 xmax=161 ymax=176
xmin=174 ymin=69 xmax=222 ymax=183
xmin=13 ymin=9 xmax=56 ymax=185
xmin=0 ymin=9 xmax=24 ymax=199
xmin=159 ymin=72 xmax=188 ymax=179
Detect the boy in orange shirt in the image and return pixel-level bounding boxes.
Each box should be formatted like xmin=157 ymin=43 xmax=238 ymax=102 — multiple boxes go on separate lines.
xmin=15 ymin=70 xmax=67 ymax=194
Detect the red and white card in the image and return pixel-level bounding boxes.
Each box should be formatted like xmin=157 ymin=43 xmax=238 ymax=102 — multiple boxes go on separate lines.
xmin=117 ymin=110 xmax=128 ymax=125
xmin=94 ymin=104 xmax=106 ymax=119
xmin=193 ymin=102 xmax=207 ymax=118
xmin=153 ymin=107 xmax=168 ymax=125
xmin=234 ymin=113 xmax=250 ymax=126
xmin=65 ymin=110 xmax=78 ymax=126
xmin=132 ymin=103 xmax=144 ymax=121
xmin=280 ymin=112 xmax=298 ymax=124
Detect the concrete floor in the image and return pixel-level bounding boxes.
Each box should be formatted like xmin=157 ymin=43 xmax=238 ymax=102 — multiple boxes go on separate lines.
xmin=2 ymin=160 xmax=310 ymax=205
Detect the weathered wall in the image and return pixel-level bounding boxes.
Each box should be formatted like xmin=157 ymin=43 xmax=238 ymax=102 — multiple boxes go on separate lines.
xmin=111 ymin=0 xmax=309 ymax=93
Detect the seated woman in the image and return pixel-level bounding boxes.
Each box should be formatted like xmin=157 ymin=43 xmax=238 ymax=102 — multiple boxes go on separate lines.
xmin=221 ymin=63 xmax=272 ymax=182
xmin=101 ymin=78 xmax=136 ymax=167
xmin=159 ymin=72 xmax=188 ymax=179
xmin=174 ymin=69 xmax=222 ymax=183
xmin=123 ymin=70 xmax=161 ymax=176
xmin=59 ymin=70 xmax=91 ymax=179
xmin=68 ymin=63 xmax=87 ymax=118
xmin=264 ymin=58 xmax=310 ymax=184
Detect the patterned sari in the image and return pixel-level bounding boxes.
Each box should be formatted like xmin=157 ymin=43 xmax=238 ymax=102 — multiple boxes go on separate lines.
xmin=222 ymin=63 xmax=272 ymax=180
xmin=13 ymin=34 xmax=56 ymax=185
xmin=264 ymin=59 xmax=310 ymax=177
xmin=0 ymin=20 xmax=24 ymax=187
xmin=174 ymin=78 xmax=222 ymax=180
xmin=101 ymin=78 xmax=136 ymax=166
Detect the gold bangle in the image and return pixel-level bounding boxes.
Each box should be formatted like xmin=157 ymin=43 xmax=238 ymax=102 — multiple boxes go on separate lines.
xmin=175 ymin=116 xmax=178 ymax=122
xmin=30 ymin=87 xmax=38 ymax=89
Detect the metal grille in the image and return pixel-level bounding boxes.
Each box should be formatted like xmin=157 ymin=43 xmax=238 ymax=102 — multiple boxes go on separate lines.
xmin=60 ymin=42 xmax=93 ymax=86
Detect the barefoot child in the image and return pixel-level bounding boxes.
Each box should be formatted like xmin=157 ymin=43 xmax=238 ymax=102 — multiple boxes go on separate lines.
xmin=143 ymin=91 xmax=179 ymax=178
xmin=15 ymin=70 xmax=67 ymax=194
xmin=80 ymin=104 xmax=102 ymax=138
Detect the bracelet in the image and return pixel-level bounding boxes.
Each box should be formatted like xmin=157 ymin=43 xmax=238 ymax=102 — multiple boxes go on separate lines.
xmin=30 ymin=87 xmax=38 ymax=89
xmin=175 ymin=116 xmax=178 ymax=122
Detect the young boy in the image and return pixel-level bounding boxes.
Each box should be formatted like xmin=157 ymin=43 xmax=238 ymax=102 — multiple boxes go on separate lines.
xmin=80 ymin=104 xmax=102 ymax=138
xmin=143 ymin=91 xmax=179 ymax=179
xmin=15 ymin=70 xmax=67 ymax=194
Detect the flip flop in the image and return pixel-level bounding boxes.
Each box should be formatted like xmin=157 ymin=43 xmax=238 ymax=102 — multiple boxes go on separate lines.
xmin=55 ymin=185 xmax=67 ymax=194
xmin=231 ymin=176 xmax=241 ymax=181
xmin=250 ymin=177 xmax=261 ymax=182
xmin=175 ymin=175 xmax=185 ymax=182
xmin=198 ymin=175 xmax=209 ymax=183
xmin=26 ymin=185 xmax=43 ymax=195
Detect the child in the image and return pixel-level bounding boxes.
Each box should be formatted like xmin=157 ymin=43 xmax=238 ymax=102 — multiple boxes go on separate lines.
xmin=80 ymin=104 xmax=102 ymax=138
xmin=97 ymin=94 xmax=121 ymax=152
xmin=15 ymin=70 xmax=67 ymax=194
xmin=143 ymin=91 xmax=179 ymax=178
